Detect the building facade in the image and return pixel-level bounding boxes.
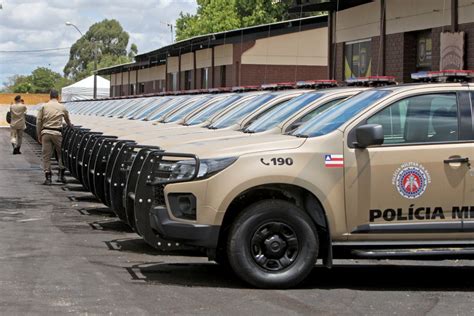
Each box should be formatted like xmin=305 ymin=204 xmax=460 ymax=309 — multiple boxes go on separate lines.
xmin=293 ymin=0 xmax=474 ymax=82
xmin=98 ymin=16 xmax=329 ymax=97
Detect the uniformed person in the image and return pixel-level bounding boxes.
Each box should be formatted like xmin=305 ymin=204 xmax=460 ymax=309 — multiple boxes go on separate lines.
xmin=9 ymin=95 xmax=27 ymax=155
xmin=36 ymin=89 xmax=72 ymax=185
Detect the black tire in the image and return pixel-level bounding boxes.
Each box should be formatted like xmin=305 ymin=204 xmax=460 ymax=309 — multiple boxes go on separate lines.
xmin=227 ymin=199 xmax=319 ymax=289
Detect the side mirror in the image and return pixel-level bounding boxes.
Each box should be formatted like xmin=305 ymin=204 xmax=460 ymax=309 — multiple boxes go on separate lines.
xmin=354 ymin=124 xmax=384 ymax=148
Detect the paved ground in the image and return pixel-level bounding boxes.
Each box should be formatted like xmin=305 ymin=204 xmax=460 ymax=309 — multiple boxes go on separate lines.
xmin=0 ymin=127 xmax=473 ymax=315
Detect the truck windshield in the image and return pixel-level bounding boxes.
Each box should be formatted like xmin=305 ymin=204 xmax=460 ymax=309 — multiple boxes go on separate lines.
xmin=133 ymin=98 xmax=170 ymax=120
xmin=209 ymin=94 xmax=276 ymax=129
xmin=162 ymin=96 xmax=211 ymax=123
xmin=185 ymin=94 xmax=243 ymax=125
xmin=245 ymin=92 xmax=323 ymax=133
xmin=124 ymin=99 xmax=156 ymax=118
xmin=146 ymin=96 xmax=189 ymax=121
xmin=292 ymin=90 xmax=392 ymax=137
xmin=113 ymin=99 xmax=145 ymax=117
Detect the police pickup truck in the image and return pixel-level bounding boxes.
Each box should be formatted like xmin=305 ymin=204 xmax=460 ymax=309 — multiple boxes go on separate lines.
xmin=134 ymin=71 xmax=474 ymax=288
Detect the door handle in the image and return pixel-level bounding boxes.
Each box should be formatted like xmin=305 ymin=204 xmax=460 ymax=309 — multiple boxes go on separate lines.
xmin=443 ymin=157 xmax=470 ymax=164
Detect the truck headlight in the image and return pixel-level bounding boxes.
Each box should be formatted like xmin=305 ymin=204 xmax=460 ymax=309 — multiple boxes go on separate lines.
xmin=156 ymin=157 xmax=237 ymax=182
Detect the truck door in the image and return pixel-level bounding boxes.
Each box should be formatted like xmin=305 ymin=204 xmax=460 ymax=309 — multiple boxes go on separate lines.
xmin=464 ymin=91 xmax=474 ymax=231
xmin=344 ymin=92 xmax=472 ymax=240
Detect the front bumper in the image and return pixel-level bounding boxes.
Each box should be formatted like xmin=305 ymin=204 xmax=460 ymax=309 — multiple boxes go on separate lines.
xmin=149 ymin=206 xmax=220 ymax=249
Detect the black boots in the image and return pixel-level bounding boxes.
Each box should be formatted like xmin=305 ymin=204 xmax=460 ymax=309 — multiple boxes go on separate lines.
xmin=43 ymin=170 xmax=66 ymax=185
xmin=43 ymin=172 xmax=52 ymax=185
xmin=13 ymin=147 xmax=21 ymax=155
xmin=57 ymin=169 xmax=67 ymax=184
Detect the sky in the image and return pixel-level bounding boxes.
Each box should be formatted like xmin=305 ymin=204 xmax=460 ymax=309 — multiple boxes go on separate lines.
xmin=0 ymin=0 xmax=198 ymax=89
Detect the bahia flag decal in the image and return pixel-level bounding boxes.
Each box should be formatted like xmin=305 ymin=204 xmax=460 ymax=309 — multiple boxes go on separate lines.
xmin=324 ymin=154 xmax=344 ymax=168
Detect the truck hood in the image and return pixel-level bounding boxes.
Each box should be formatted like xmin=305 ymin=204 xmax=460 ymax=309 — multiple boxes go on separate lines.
xmin=163 ymin=134 xmax=306 ymax=158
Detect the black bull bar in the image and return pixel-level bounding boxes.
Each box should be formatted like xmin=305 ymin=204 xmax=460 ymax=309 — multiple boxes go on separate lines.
xmin=132 ymin=150 xmax=201 ymax=249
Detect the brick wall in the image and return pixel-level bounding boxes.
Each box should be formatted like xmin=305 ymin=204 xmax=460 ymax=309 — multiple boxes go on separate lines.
xmin=233 ymin=41 xmax=256 ymax=86
xmin=240 ymin=64 xmax=328 ymax=86
xmin=459 ymin=22 xmax=474 ymax=70
xmin=371 ymin=36 xmax=381 ymax=76
xmin=402 ymin=32 xmax=418 ymax=82
xmin=334 ymin=43 xmax=344 ymax=82
xmin=213 ymin=67 xmax=221 ymax=88
xmin=384 ymin=33 xmax=406 ymax=82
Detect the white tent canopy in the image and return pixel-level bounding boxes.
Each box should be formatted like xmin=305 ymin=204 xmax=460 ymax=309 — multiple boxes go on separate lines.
xmin=61 ymin=75 xmax=110 ymax=101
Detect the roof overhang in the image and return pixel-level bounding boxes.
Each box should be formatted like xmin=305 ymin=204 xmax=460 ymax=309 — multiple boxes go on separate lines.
xmin=97 ymin=15 xmax=328 ymax=76
xmin=288 ymin=0 xmax=374 ymax=13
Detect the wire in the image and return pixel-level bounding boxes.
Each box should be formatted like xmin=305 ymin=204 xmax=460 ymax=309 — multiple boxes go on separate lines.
xmin=0 ymin=47 xmax=71 ymax=53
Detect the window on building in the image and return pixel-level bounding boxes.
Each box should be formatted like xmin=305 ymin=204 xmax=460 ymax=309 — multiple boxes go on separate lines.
xmin=416 ymin=31 xmax=432 ymax=71
xmin=139 ymin=83 xmax=145 ymax=94
xmin=184 ymin=70 xmax=192 ymax=90
xmin=130 ymin=84 xmax=135 ymax=95
xmin=170 ymin=73 xmax=178 ymax=91
xmin=344 ymin=39 xmax=372 ymax=79
xmin=201 ymin=68 xmax=209 ymax=89
xmin=158 ymin=80 xmax=164 ymax=92
xmin=220 ymin=65 xmax=226 ymax=87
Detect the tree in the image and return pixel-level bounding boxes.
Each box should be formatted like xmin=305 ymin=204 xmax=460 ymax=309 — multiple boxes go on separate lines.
xmin=4 ymin=67 xmax=72 ymax=94
xmin=176 ymin=0 xmax=240 ymax=41
xmin=235 ymin=0 xmax=290 ymax=26
xmin=64 ymin=19 xmax=138 ymax=81
xmin=30 ymin=67 xmax=62 ymax=93
xmin=175 ymin=0 xmax=295 ymax=41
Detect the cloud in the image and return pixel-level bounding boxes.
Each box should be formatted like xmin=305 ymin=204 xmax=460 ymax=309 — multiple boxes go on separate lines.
xmin=0 ymin=0 xmax=197 ymax=88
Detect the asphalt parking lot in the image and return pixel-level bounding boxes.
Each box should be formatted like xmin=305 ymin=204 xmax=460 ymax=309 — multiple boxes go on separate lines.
xmin=0 ymin=128 xmax=473 ymax=315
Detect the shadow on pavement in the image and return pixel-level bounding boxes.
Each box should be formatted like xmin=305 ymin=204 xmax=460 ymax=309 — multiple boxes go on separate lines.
xmin=78 ymin=207 xmax=116 ymax=217
xmin=89 ymin=219 xmax=134 ymax=233
xmin=105 ymin=238 xmax=203 ymax=256
xmin=69 ymin=195 xmax=100 ymax=203
xmin=63 ymin=185 xmax=88 ymax=192
xmin=126 ymin=262 xmax=245 ymax=288
xmin=125 ymin=262 xmax=474 ymax=290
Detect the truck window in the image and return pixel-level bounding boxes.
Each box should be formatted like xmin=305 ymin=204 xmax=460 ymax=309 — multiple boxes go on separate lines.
xmin=245 ymin=92 xmax=323 ymax=133
xmin=162 ymin=97 xmax=211 ymax=123
xmin=293 ymin=90 xmax=391 ymax=137
xmin=185 ymin=94 xmax=243 ymax=125
xmin=367 ymin=93 xmax=458 ymax=144
xmin=285 ymin=97 xmax=346 ymax=133
xmin=208 ymin=94 xmax=275 ymax=129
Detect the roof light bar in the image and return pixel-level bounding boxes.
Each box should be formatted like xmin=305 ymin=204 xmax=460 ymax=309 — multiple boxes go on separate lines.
xmin=231 ymin=85 xmax=261 ymax=92
xmin=346 ymin=76 xmax=397 ymax=87
xmin=261 ymin=82 xmax=296 ymax=90
xmin=296 ymin=80 xmax=338 ymax=88
xmin=411 ymin=70 xmax=474 ymax=82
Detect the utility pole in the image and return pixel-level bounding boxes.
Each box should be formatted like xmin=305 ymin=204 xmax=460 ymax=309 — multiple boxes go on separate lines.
xmin=65 ymin=22 xmax=98 ymax=99
xmin=160 ymin=21 xmax=174 ymax=43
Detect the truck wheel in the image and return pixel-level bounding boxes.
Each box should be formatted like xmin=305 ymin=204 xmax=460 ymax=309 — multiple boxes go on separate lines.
xmin=227 ymin=199 xmax=319 ymax=288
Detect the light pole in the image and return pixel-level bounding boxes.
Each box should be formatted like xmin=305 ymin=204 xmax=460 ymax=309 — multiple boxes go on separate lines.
xmin=65 ymin=21 xmax=98 ymax=99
